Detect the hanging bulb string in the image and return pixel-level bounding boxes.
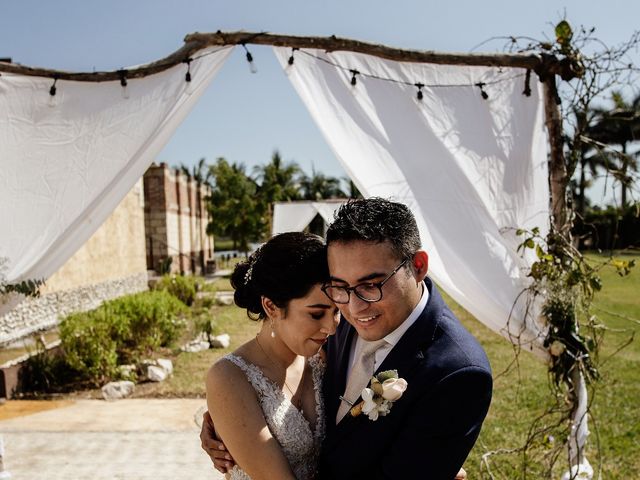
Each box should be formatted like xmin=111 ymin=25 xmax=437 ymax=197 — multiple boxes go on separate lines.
xmin=523 ymin=69 xmax=532 ymax=97
xmin=297 ymin=49 xmax=527 ymax=95
xmin=118 ymin=69 xmax=128 ymax=88
xmin=49 ymin=76 xmax=58 ymax=96
xmin=288 ymin=47 xmax=299 ymax=66
xmin=241 ymin=43 xmax=253 ymax=62
xmin=350 ymin=69 xmax=359 ymax=86
xmin=475 ymin=82 xmax=489 ymax=100
xmin=183 ymin=58 xmax=192 ymax=83
xmin=241 ymin=43 xmax=258 ymax=73
xmin=415 ymin=82 xmax=424 ymax=100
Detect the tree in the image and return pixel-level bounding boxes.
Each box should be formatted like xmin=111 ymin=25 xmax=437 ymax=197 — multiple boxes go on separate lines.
xmin=178 ymin=157 xmax=212 ymax=187
xmin=253 ymin=151 xmax=302 ymax=237
xmin=300 ymin=168 xmax=346 ymax=200
xmin=343 ymin=176 xmax=363 ymax=199
xmin=587 ymin=91 xmax=640 ymax=207
xmin=206 ymin=158 xmax=262 ymax=252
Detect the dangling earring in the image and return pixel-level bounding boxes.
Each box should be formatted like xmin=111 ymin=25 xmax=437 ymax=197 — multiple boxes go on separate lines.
xmin=270 ymin=319 xmax=276 ymax=338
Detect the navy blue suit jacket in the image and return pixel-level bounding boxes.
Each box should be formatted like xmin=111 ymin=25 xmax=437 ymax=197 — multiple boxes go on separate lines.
xmin=319 ymin=278 xmax=492 ymax=479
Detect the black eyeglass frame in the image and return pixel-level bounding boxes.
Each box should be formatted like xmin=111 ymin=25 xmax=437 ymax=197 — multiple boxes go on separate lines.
xmin=321 ymin=258 xmax=410 ymax=304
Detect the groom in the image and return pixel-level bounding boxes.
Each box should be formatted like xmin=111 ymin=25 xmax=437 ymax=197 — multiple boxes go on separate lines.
xmin=318 ymin=197 xmax=492 ymax=479
xmin=203 ymin=198 xmax=492 ymax=479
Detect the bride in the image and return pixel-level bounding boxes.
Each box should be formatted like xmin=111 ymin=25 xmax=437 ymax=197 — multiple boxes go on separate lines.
xmin=205 ymin=232 xmax=338 ymax=480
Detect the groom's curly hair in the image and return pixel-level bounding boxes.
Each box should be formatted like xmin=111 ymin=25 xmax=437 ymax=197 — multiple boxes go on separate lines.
xmin=326 ymin=197 xmax=422 ymax=261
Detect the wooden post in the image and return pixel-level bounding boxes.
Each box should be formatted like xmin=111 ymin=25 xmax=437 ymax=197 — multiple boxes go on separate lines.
xmin=542 ymin=76 xmax=571 ymax=239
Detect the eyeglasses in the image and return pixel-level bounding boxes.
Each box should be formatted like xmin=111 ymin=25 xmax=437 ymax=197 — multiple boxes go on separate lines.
xmin=321 ymin=258 xmax=409 ymax=304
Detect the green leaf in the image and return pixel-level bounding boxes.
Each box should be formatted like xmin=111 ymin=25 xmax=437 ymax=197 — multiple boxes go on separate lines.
xmin=525 ymin=238 xmax=535 ymax=249
xmin=516 ymin=228 xmax=525 ymax=236
xmin=589 ymin=276 xmax=602 ymax=291
xmin=376 ymin=370 xmax=399 ymax=382
xmin=535 ymin=244 xmax=544 ymax=259
xmin=555 ymin=20 xmax=573 ymax=45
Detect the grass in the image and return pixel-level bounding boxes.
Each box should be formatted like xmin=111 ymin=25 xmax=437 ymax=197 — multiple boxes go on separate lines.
xmin=460 ymin=252 xmax=640 ymax=478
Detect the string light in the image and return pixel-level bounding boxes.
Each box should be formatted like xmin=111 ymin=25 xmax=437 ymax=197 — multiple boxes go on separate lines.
xmin=350 ymin=69 xmax=359 ymax=86
xmin=118 ymin=70 xmax=130 ymax=99
xmin=523 ymin=69 xmax=532 ymax=97
xmin=475 ymin=82 xmax=489 ymax=100
xmin=49 ymin=77 xmax=58 ymax=97
xmin=288 ymin=48 xmax=298 ymax=66
xmin=48 ymin=76 xmax=59 ymax=107
xmin=242 ymin=44 xmax=258 ymax=74
xmin=295 ymin=50 xmax=529 ymax=103
xmin=184 ymin=58 xmax=192 ymax=83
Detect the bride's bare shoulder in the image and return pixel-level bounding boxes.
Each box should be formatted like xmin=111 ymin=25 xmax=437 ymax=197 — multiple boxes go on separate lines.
xmin=206 ymin=342 xmax=259 ymax=391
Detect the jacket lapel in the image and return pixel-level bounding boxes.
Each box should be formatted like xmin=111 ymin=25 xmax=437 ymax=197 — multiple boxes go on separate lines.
xmin=327 ymin=279 xmax=443 ymax=441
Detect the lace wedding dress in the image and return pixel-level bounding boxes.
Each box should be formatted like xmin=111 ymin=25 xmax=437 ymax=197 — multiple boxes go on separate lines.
xmin=222 ymin=353 xmax=326 ymax=480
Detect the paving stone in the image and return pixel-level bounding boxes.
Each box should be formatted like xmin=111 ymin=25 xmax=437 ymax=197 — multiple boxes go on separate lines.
xmin=0 ymin=399 xmax=223 ymax=480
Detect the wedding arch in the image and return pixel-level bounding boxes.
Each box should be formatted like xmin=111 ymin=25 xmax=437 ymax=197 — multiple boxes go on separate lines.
xmin=0 ymin=31 xmax=585 ymax=475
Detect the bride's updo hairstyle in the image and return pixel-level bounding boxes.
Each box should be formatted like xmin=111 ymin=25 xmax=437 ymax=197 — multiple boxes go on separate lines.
xmin=231 ymin=232 xmax=329 ymax=320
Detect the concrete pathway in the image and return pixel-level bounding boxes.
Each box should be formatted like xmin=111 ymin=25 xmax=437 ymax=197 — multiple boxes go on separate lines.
xmin=0 ymin=399 xmax=224 ymax=480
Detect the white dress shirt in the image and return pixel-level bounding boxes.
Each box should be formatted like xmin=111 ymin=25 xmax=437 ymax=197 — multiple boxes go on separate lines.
xmin=346 ymin=283 xmax=429 ymax=377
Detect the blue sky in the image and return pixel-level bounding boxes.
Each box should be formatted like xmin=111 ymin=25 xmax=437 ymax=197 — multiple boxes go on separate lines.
xmin=2 ymin=1 xmax=638 ymax=202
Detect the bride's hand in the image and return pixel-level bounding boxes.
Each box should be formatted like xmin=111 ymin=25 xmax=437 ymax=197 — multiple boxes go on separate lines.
xmin=200 ymin=410 xmax=236 ymax=473
xmin=455 ymin=467 xmax=467 ymax=479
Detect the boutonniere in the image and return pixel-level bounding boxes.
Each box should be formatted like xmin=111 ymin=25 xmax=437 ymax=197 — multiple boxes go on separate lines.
xmin=350 ymin=370 xmax=408 ymax=421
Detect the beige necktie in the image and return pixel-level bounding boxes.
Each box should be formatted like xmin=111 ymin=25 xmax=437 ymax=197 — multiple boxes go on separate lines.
xmin=336 ymin=338 xmax=387 ymax=423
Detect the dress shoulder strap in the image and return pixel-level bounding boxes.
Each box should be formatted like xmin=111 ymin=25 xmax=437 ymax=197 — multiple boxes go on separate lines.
xmin=223 ymin=353 xmax=278 ymax=398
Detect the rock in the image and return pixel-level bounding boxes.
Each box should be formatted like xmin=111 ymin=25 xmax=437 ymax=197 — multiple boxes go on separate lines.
xmin=101 ymin=381 xmax=135 ymax=400
xmin=147 ymin=365 xmax=168 ymax=382
xmin=210 ymin=333 xmax=230 ymax=349
xmin=215 ymin=292 xmax=234 ymax=306
xmin=156 ymin=358 xmax=173 ymax=375
xmin=180 ymin=340 xmax=211 ymax=353
xmin=118 ymin=364 xmax=137 ymax=381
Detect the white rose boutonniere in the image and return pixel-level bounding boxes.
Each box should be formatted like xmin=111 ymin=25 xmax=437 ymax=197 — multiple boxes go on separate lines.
xmin=350 ymin=370 xmax=407 ymax=421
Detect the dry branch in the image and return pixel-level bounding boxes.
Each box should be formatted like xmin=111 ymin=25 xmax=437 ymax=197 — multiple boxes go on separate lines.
xmin=0 ymin=31 xmax=576 ymax=82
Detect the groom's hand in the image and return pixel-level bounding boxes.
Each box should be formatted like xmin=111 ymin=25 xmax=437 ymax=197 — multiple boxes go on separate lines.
xmin=200 ymin=410 xmax=236 ymax=473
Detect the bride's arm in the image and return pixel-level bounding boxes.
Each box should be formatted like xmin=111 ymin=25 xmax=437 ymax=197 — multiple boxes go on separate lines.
xmin=206 ymin=360 xmax=298 ymax=480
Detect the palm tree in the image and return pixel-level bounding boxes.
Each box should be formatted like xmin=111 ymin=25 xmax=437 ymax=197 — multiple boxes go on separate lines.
xmin=300 ymin=167 xmax=346 ymax=201
xmin=588 ymin=91 xmax=640 ymax=207
xmin=342 ymin=176 xmax=363 ymax=199
xmin=253 ymin=151 xmax=302 ymax=203
xmin=253 ymin=151 xmax=302 ymax=237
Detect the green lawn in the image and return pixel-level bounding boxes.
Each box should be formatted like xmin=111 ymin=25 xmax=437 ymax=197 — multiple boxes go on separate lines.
xmin=460 ymin=253 xmax=640 ymax=478
xmin=146 ymin=254 xmax=639 ymax=478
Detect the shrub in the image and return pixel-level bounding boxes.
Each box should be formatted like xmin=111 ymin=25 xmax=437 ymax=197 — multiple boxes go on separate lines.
xmin=154 ymin=274 xmax=200 ymax=306
xmin=19 ymin=337 xmax=77 ymax=394
xmin=58 ymin=290 xmax=188 ymax=386
xmin=59 ymin=308 xmax=120 ymax=385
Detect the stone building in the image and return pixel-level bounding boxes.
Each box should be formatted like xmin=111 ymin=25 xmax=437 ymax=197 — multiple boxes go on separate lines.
xmin=143 ymin=163 xmax=214 ymax=275
xmin=0 ymin=164 xmax=215 ymax=346
xmin=0 ymin=179 xmax=148 ymax=346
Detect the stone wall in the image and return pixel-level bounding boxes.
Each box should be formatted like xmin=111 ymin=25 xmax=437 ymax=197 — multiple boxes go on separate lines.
xmin=0 ymin=180 xmax=148 ymax=346
xmin=0 ymin=273 xmax=148 ymax=346
xmin=143 ymin=163 xmax=213 ymax=275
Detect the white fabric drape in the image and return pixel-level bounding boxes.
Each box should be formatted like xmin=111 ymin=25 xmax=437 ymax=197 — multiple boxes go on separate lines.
xmin=274 ymin=47 xmax=550 ymax=352
xmin=0 ymin=47 xmax=234 ymax=295
xmin=271 ymin=201 xmax=346 ymax=235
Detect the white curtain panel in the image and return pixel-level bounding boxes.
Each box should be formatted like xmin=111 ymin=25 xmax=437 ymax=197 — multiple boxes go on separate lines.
xmin=0 ymin=46 xmax=234 ymax=295
xmin=274 ymin=47 xmax=550 ymax=353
